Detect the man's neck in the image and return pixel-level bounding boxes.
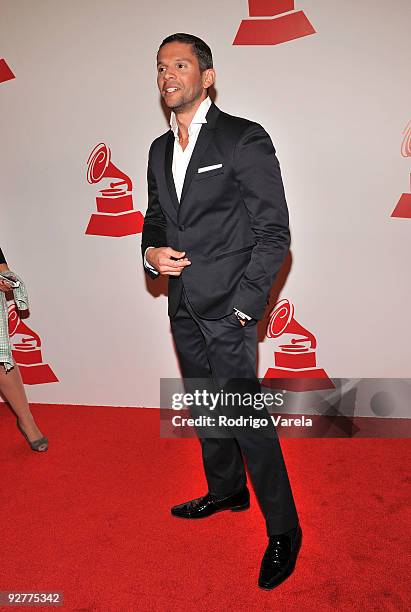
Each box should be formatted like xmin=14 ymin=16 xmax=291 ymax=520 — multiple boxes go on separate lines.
xmin=175 ymin=94 xmax=207 ymax=139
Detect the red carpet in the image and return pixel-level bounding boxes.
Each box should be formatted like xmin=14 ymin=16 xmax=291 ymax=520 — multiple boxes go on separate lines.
xmin=0 ymin=404 xmax=410 ymax=611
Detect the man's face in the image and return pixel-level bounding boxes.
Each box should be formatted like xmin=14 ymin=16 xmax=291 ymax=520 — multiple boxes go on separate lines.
xmin=157 ymin=41 xmax=214 ymax=112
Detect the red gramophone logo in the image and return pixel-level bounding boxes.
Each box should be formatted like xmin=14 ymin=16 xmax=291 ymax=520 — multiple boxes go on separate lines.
xmin=86 ymin=142 xmax=144 ymax=237
xmin=233 ymin=1 xmax=316 ymax=45
xmin=8 ymin=304 xmax=58 ymax=385
xmin=0 ymin=58 xmax=15 ymax=84
xmin=391 ymin=121 xmax=411 ymax=219
xmin=262 ymin=298 xmax=333 ymax=391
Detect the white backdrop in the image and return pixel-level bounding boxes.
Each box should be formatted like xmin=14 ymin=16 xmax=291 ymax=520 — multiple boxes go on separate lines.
xmin=0 ymin=0 xmax=410 ymax=407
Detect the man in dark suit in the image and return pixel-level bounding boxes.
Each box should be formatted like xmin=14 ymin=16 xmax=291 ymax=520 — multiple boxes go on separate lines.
xmin=142 ymin=33 xmax=301 ymax=590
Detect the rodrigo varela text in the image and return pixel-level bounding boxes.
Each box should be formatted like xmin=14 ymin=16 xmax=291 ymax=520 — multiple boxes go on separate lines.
xmin=171 ymin=415 xmax=313 ymax=428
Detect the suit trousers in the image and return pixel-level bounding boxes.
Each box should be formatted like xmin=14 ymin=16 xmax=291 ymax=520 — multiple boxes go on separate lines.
xmin=170 ymin=289 xmax=299 ymax=535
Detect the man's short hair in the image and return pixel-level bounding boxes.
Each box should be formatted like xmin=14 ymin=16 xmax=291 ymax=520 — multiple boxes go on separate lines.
xmin=158 ymin=33 xmax=213 ymax=72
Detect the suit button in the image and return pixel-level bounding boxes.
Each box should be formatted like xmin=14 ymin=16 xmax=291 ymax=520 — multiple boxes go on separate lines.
xmin=179 ymin=224 xmax=185 ymax=231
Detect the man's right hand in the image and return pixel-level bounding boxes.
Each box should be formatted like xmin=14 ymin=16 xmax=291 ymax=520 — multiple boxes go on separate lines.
xmin=147 ymin=247 xmax=191 ymax=277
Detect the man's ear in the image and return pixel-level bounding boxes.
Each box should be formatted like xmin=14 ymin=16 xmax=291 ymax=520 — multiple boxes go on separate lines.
xmin=203 ymin=68 xmax=215 ymax=90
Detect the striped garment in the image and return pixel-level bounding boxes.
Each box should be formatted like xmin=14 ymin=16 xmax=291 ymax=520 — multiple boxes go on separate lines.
xmin=0 ymin=271 xmax=29 ymax=371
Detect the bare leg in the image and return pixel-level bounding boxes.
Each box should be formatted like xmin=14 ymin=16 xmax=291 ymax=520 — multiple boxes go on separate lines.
xmin=0 ymin=363 xmax=47 ymax=449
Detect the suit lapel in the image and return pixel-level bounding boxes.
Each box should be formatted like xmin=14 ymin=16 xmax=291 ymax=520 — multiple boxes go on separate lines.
xmin=163 ymin=102 xmax=220 ymax=214
xmin=179 ymin=126 xmax=214 ymax=206
xmin=164 ymin=130 xmax=180 ymax=211
xmin=179 ymin=103 xmax=220 ymax=206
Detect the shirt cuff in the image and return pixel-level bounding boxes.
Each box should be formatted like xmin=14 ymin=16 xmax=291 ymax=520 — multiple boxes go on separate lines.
xmin=233 ymin=308 xmax=251 ymax=321
xmin=144 ymin=247 xmax=159 ymax=274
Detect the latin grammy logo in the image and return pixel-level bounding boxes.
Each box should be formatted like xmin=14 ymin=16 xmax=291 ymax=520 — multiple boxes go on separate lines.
xmin=85 ymin=142 xmax=144 ymax=237
xmin=233 ymin=0 xmax=316 ymax=46
xmin=391 ymin=120 xmax=411 ymax=219
xmin=8 ymin=303 xmax=58 ymax=385
xmin=262 ymin=298 xmax=334 ymax=391
xmin=0 ymin=58 xmax=15 ymax=84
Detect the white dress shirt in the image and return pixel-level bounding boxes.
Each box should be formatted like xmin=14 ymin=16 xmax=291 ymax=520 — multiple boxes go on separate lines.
xmin=171 ymin=95 xmax=211 ymax=201
xmin=144 ymin=96 xmax=251 ymax=321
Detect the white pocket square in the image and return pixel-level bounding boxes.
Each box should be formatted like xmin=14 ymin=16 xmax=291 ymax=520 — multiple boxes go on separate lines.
xmin=197 ymin=163 xmax=223 ymax=173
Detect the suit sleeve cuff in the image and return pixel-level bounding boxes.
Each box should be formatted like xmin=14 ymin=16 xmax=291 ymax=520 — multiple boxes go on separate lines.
xmin=144 ymin=247 xmax=159 ymax=274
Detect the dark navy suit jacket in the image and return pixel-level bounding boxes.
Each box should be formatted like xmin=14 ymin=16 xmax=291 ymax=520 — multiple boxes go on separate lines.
xmin=141 ymin=102 xmax=290 ymax=321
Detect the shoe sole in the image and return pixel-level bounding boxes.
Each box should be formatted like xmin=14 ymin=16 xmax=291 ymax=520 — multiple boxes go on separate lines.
xmin=258 ymin=529 xmax=303 ymax=591
xmin=171 ymin=501 xmax=250 ymax=518
xmin=230 ymin=502 xmax=250 ymax=512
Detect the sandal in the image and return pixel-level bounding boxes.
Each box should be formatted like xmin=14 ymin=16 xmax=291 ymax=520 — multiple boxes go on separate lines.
xmin=17 ymin=420 xmax=48 ymax=452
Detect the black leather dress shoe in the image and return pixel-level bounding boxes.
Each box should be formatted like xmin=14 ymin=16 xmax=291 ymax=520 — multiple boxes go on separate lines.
xmin=258 ymin=524 xmax=302 ymax=590
xmin=171 ymin=487 xmax=250 ymax=519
